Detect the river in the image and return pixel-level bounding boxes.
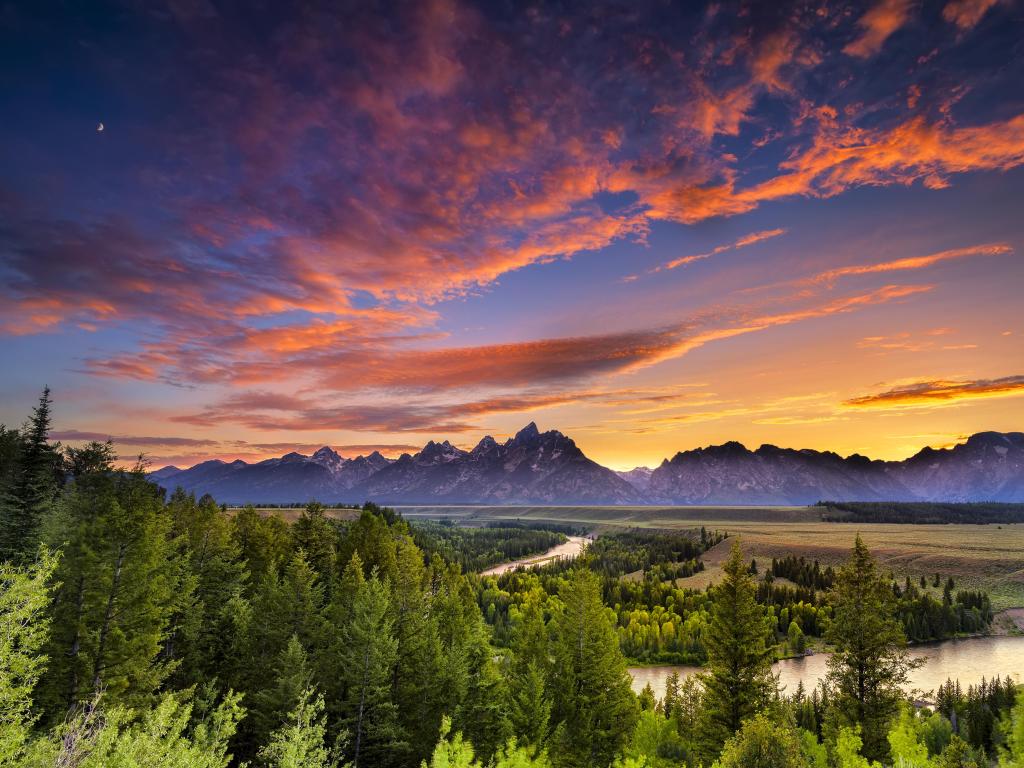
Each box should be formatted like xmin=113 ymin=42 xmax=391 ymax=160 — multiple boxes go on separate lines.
xmin=481 ymin=535 xmax=589 ymax=576
xmin=629 ymin=636 xmax=1024 ymax=700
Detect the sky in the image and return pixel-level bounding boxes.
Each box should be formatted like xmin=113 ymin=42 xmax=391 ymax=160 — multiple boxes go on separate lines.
xmin=1 ymin=0 xmax=1022 ymax=471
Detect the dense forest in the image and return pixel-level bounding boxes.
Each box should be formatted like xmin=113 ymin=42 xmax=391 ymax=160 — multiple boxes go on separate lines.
xmin=410 ymin=521 xmax=567 ymax=573
xmin=1 ymin=389 xmax=1023 ymax=768
xmin=820 ymin=501 xmax=1024 ymax=525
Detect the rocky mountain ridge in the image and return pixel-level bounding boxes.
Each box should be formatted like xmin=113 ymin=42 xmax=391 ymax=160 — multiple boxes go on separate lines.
xmin=150 ymin=427 xmax=1024 ymax=505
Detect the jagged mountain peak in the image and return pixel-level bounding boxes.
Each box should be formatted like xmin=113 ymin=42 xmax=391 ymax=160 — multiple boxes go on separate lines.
xmin=471 ymin=435 xmax=500 ymax=455
xmin=513 ymin=421 xmax=541 ymax=443
xmin=312 ymin=445 xmax=342 ymax=461
xmin=149 ymin=430 xmax=1023 ymax=505
xmin=416 ymin=439 xmax=466 ymax=464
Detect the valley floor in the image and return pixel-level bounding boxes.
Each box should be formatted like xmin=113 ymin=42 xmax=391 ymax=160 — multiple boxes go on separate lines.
xmin=396 ymin=505 xmax=1024 ymax=610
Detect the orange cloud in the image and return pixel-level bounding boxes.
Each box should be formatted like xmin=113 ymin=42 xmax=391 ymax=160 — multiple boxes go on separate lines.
xmin=844 ymin=375 xmax=1024 ymax=409
xmin=942 ymin=0 xmax=1000 ymax=29
xmin=810 ymin=243 xmax=1012 ymax=285
xmin=844 ymin=0 xmax=914 ymax=58
xmin=654 ymin=228 xmax=787 ymax=272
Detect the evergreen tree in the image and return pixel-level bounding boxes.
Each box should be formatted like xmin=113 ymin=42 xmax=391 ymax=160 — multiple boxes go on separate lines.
xmin=389 ymin=535 xmax=443 ymax=762
xmin=25 ymin=689 xmax=244 ymax=768
xmin=0 ymin=548 xmax=58 ymax=764
xmin=165 ymin=490 xmax=247 ymax=688
xmin=258 ymin=685 xmax=334 ymax=768
xmin=825 ymin=536 xmax=919 ymax=763
xmin=938 ymin=735 xmax=980 ymax=768
xmin=1001 ymin=689 xmax=1024 ymax=767
xmin=231 ymin=506 xmax=291 ymax=592
xmin=39 ymin=458 xmax=186 ymax=718
xmin=337 ymin=575 xmax=404 ymax=767
xmin=506 ymin=597 xmax=552 ymax=751
xmin=0 ymin=426 xmax=25 ymax=562
xmin=455 ymin=622 xmax=512 ymax=763
xmin=1 ymin=388 xmax=62 ymax=563
xmin=291 ymin=502 xmax=337 ymax=588
xmin=548 ymin=569 xmax=638 ymax=768
xmin=699 ymin=540 xmax=776 ymax=758
xmin=713 ymin=713 xmax=811 ymax=768
xmin=252 ymin=636 xmax=315 ymax=751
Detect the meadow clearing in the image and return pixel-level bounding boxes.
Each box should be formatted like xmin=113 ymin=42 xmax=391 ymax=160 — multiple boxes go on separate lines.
xmin=395 ymin=505 xmax=1024 ymax=612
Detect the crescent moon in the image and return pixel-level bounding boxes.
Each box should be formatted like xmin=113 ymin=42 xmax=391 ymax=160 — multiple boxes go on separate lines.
xmin=97 ymin=123 xmax=104 ymax=132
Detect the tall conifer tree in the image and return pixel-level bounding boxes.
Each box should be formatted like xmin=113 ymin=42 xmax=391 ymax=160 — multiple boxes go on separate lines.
xmin=825 ymin=535 xmax=918 ymax=763
xmin=698 ymin=540 xmax=775 ymax=758
xmin=548 ymin=569 xmax=638 ymax=768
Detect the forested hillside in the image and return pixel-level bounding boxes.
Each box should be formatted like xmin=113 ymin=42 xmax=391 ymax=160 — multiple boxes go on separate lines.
xmin=1 ymin=390 xmax=1022 ymax=767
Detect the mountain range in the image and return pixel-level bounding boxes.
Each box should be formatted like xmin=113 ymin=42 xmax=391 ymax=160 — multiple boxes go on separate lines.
xmin=150 ymin=425 xmax=1024 ymax=506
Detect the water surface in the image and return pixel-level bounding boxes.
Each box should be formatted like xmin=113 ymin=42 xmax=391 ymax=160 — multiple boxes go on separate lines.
xmin=481 ymin=535 xmax=588 ymax=576
xmin=629 ymin=636 xmax=1024 ymax=699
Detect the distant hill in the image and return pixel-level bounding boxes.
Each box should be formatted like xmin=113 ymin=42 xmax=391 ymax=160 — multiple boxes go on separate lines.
xmin=151 ymin=428 xmax=1024 ymax=506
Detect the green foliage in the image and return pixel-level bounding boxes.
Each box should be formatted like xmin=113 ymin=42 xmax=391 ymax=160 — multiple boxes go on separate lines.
xmin=40 ymin=458 xmax=188 ymax=717
xmin=712 ymin=713 xmax=811 ymax=768
xmin=938 ymin=735 xmax=981 ymax=768
xmin=0 ymin=388 xmax=63 ymax=564
xmin=825 ymin=535 xmax=919 ymax=763
xmin=548 ymin=569 xmax=638 ymax=768
xmin=1 ymin=394 xmax=1014 ymax=768
xmin=834 ymin=726 xmax=881 ymax=768
xmin=19 ymin=689 xmax=244 ymax=768
xmin=699 ymin=540 xmax=775 ymax=756
xmin=257 ymin=686 xmax=334 ymax=768
xmin=0 ymin=548 xmax=58 ymax=764
xmin=887 ymin=705 xmax=934 ymax=767
xmin=420 ymin=717 xmax=550 ymax=768
xmin=336 ymin=575 xmax=404 ymax=767
xmin=621 ymin=709 xmax=689 ymax=768
xmin=411 ymin=522 xmax=566 ymax=573
xmin=1001 ymin=690 xmax=1024 ymax=767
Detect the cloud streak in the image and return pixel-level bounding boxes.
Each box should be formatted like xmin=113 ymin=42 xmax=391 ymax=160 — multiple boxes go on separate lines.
xmin=844 ymin=375 xmax=1024 ymax=409
xmin=647 ymin=228 xmax=787 ymax=273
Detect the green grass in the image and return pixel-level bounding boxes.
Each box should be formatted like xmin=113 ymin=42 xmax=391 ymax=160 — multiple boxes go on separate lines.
xmin=396 ymin=505 xmax=1024 ymax=610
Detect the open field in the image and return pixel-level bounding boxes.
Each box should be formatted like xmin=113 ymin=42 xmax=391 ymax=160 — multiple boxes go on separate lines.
xmin=394 ymin=504 xmax=825 ymax=525
xmin=226 ymin=506 xmax=360 ymax=523
xmin=395 ymin=505 xmax=1024 ymax=610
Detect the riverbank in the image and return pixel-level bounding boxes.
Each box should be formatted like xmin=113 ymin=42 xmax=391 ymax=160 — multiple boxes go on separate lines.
xmin=479 ymin=535 xmax=589 ymax=576
xmin=994 ymin=608 xmax=1024 ymax=635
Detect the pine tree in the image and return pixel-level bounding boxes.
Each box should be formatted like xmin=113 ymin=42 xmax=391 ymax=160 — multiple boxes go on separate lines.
xmin=506 ymin=598 xmax=552 ymax=751
xmin=252 ymin=636 xmax=316 ymax=754
xmin=39 ymin=459 xmax=185 ymax=718
xmin=389 ymin=535 xmax=443 ymax=762
xmin=455 ymin=622 xmax=512 ymax=763
xmin=337 ymin=575 xmax=404 ymax=767
xmin=291 ymin=502 xmax=337 ymax=588
xmin=28 ymin=689 xmax=244 ymax=768
xmin=164 ymin=490 xmax=247 ymax=688
xmin=825 ymin=535 xmax=919 ymax=763
xmin=258 ymin=685 xmax=334 ymax=768
xmin=699 ymin=540 xmax=776 ymax=758
xmin=0 ymin=426 xmax=25 ymax=562
xmin=713 ymin=713 xmax=811 ymax=768
xmin=0 ymin=548 xmax=59 ymax=764
xmin=231 ymin=505 xmax=292 ymax=593
xmin=548 ymin=569 xmax=638 ymax=768
xmin=1 ymin=388 xmax=62 ymax=563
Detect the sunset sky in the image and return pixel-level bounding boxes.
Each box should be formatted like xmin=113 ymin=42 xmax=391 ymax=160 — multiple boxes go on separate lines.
xmin=1 ymin=0 xmax=1022 ymax=470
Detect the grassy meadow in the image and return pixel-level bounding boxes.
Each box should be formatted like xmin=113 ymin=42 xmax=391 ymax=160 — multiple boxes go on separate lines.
xmin=395 ymin=505 xmax=1024 ymax=611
